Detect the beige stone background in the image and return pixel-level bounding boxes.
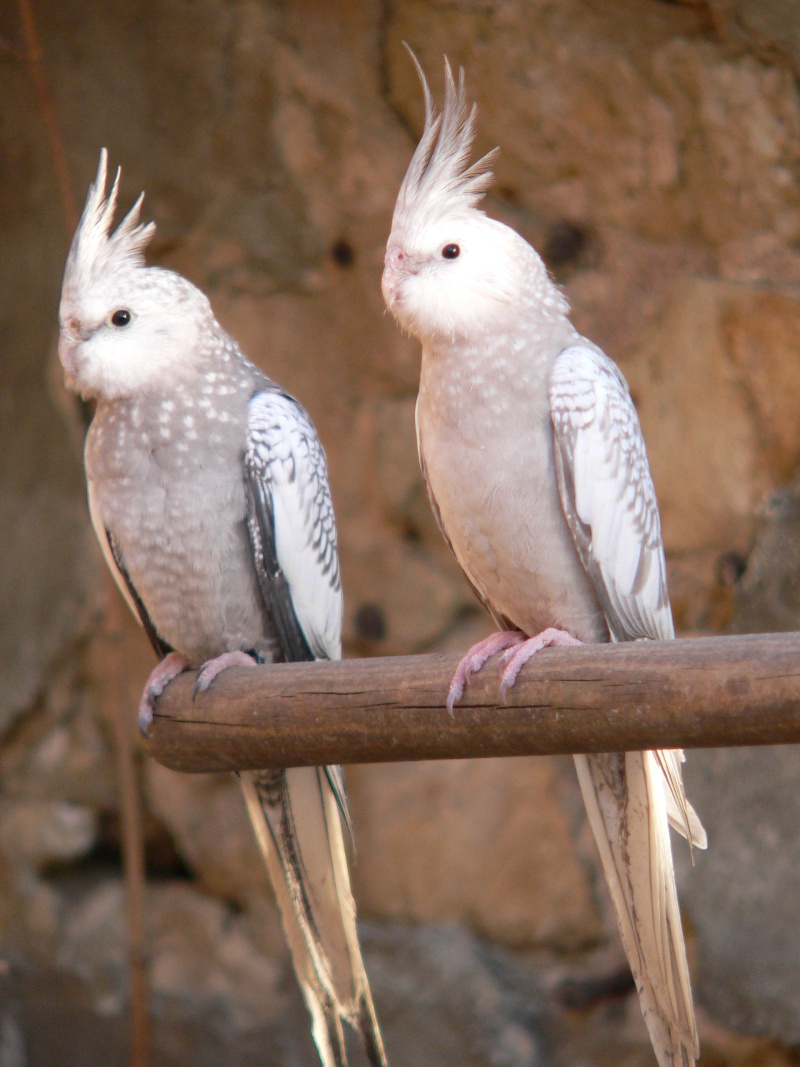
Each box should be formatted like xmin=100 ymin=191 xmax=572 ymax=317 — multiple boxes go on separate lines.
xmin=2 ymin=0 xmax=800 ymax=1064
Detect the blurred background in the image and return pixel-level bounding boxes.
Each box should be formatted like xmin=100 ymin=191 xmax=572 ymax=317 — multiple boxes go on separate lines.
xmin=1 ymin=0 xmax=800 ymax=1064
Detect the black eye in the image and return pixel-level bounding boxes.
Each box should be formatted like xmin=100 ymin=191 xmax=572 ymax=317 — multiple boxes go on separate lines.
xmin=442 ymin=243 xmax=460 ymax=260
xmin=110 ymin=309 xmax=131 ymax=327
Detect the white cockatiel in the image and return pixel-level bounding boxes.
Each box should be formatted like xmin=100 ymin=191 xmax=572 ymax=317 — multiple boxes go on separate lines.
xmin=58 ymin=152 xmax=387 ymax=1067
xmin=382 ymin=58 xmax=707 ymax=1067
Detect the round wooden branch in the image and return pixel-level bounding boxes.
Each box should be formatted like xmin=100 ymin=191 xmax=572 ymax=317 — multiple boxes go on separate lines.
xmin=143 ymin=632 xmax=800 ymax=773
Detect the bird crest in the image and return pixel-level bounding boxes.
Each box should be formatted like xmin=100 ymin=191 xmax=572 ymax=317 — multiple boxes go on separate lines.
xmin=391 ymin=51 xmax=499 ymax=235
xmin=62 ymin=149 xmax=155 ymax=300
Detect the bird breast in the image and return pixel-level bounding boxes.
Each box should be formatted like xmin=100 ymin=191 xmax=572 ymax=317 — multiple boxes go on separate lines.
xmin=416 ymin=342 xmax=608 ymax=643
xmin=86 ymin=385 xmax=273 ymax=664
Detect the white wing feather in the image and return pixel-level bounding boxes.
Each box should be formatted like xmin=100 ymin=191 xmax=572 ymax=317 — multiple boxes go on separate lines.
xmin=246 ymin=391 xmax=342 ymax=662
xmin=550 ymin=344 xmax=672 ymax=643
xmin=550 ymin=344 xmax=706 ymax=848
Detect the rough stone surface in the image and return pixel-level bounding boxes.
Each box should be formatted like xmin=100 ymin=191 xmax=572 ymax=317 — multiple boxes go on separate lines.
xmin=678 ymin=746 xmax=800 ymax=1046
xmin=363 ymin=922 xmax=550 ymax=1067
xmin=731 ymin=480 xmax=800 ymax=633
xmin=708 ymin=0 xmax=800 ymax=75
xmin=668 ymin=482 xmax=800 ymax=1045
xmin=348 ymin=758 xmax=602 ymax=952
xmin=624 ymin=280 xmax=800 ymax=554
xmin=4 ymin=0 xmax=800 ymax=1061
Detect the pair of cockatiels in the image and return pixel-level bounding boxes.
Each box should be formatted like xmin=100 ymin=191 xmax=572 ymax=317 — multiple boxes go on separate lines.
xmin=58 ymin=56 xmax=704 ymax=1067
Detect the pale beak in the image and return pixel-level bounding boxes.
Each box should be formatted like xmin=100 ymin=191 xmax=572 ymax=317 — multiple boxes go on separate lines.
xmin=382 ymin=243 xmax=411 ymax=308
xmin=58 ymin=318 xmax=89 ymax=379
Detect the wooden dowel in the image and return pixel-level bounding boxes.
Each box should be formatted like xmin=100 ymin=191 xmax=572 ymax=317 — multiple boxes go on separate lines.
xmin=144 ymin=632 xmax=800 ymax=773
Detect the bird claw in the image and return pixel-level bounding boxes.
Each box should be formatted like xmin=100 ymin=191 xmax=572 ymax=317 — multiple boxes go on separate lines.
xmin=446 ymin=630 xmax=525 ymax=712
xmin=192 ymin=650 xmax=258 ymax=701
xmin=499 ymin=628 xmax=582 ymax=701
xmin=137 ymin=651 xmax=188 ymax=737
xmin=138 ymin=700 xmax=154 ymax=738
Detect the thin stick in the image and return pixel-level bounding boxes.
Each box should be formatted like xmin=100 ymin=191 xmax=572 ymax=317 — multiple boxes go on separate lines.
xmin=18 ymin=2 xmax=150 ymax=1061
xmin=102 ymin=590 xmax=150 ymax=1067
xmin=145 ymin=632 xmax=800 ymax=773
xmin=17 ymin=0 xmax=77 ymax=234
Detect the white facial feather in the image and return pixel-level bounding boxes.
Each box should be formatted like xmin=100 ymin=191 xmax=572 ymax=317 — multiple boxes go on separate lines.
xmin=383 ymin=56 xmax=559 ymax=344
xmin=384 ymin=211 xmax=539 ymax=341
xmin=58 ymin=150 xmax=213 ymax=400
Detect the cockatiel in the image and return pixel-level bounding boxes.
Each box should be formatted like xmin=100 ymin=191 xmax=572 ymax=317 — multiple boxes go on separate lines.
xmin=382 ymin=58 xmax=707 ymax=1067
xmin=58 ymin=151 xmax=387 ymax=1067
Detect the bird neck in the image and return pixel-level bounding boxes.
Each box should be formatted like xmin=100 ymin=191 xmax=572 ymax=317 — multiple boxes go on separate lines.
xmin=420 ymin=308 xmax=576 ymax=393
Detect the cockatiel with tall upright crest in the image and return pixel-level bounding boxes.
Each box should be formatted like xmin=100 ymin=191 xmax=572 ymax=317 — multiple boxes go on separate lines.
xmin=382 ymin=55 xmax=707 ymax=1067
xmin=58 ymin=151 xmax=387 ymax=1067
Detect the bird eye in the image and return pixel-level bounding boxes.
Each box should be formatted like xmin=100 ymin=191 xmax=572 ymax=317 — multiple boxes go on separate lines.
xmin=442 ymin=244 xmax=460 ymax=260
xmin=110 ymin=309 xmax=132 ymax=328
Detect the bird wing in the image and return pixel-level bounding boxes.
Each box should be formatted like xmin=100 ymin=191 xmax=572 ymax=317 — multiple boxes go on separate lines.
xmin=244 ymin=389 xmax=342 ymax=664
xmin=549 ymin=343 xmax=706 ymax=849
xmin=550 ymin=345 xmax=704 ymax=1067
xmin=549 ymin=344 xmax=672 ymax=645
xmin=242 ymin=391 xmax=386 ymax=1066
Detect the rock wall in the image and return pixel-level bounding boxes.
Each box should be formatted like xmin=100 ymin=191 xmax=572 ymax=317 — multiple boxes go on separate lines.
xmin=1 ymin=1 xmax=800 ymax=1064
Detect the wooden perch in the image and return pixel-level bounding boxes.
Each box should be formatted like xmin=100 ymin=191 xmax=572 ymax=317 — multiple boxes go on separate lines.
xmin=144 ymin=632 xmax=800 ymax=773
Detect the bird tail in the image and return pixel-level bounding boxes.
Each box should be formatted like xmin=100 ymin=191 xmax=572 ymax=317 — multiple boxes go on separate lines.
xmin=574 ymin=752 xmax=699 ymax=1067
xmin=239 ymin=767 xmax=387 ymax=1067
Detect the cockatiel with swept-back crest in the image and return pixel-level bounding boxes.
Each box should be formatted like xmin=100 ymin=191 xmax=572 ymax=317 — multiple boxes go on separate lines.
xmin=58 ymin=151 xmax=387 ymax=1067
xmin=382 ymin=57 xmax=707 ymax=1067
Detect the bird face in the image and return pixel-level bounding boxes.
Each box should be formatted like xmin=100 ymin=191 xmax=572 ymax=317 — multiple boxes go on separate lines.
xmin=58 ymin=269 xmax=207 ymax=401
xmin=382 ymin=213 xmax=528 ymax=344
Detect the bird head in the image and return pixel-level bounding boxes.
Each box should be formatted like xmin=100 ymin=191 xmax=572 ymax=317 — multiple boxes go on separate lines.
xmin=382 ymin=55 xmax=546 ymax=345
xmin=58 ymin=150 xmax=212 ymax=401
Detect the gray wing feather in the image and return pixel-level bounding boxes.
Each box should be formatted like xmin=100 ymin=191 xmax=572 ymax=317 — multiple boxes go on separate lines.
xmin=245 ymin=390 xmax=342 ymax=663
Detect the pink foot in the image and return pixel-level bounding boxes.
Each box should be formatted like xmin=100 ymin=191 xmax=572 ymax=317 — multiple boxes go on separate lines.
xmin=139 ymin=651 xmax=189 ymax=736
xmin=499 ymin=628 xmax=582 ymax=700
xmin=193 ymin=650 xmax=258 ymax=697
xmin=447 ymin=630 xmax=525 ymax=712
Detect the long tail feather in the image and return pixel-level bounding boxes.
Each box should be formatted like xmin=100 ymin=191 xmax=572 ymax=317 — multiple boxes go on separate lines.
xmin=240 ymin=767 xmax=387 ymax=1067
xmin=574 ymin=752 xmax=698 ymax=1067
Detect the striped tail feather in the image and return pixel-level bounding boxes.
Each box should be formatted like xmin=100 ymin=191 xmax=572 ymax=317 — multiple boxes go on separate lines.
xmin=574 ymin=751 xmax=699 ymax=1067
xmin=239 ymin=766 xmax=387 ymax=1067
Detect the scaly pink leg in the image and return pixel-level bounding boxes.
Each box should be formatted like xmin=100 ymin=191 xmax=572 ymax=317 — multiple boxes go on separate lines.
xmin=499 ymin=627 xmax=582 ymax=700
xmin=139 ymin=651 xmax=189 ymax=736
xmin=447 ymin=630 xmax=525 ymax=712
xmin=194 ymin=650 xmax=258 ymax=696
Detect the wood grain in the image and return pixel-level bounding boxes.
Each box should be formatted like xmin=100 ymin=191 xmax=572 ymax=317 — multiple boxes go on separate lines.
xmin=143 ymin=633 xmax=800 ymax=772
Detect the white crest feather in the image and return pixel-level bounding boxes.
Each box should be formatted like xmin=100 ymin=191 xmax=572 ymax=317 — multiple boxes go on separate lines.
xmin=62 ymin=149 xmax=156 ymax=299
xmin=392 ymin=50 xmax=499 ymax=233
